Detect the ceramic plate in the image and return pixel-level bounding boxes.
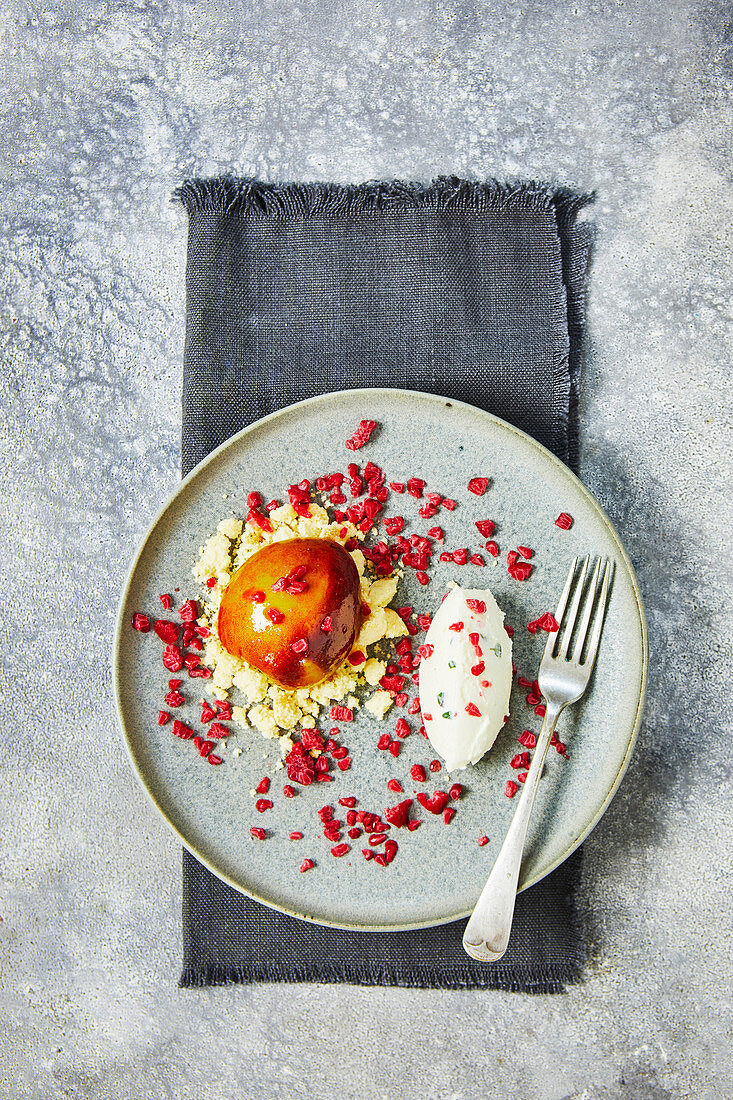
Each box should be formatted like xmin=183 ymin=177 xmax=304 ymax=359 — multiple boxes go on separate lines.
xmin=113 ymin=389 xmax=647 ymax=931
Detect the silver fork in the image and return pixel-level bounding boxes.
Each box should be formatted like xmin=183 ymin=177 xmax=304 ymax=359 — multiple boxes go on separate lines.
xmin=463 ymin=555 xmax=615 ymax=963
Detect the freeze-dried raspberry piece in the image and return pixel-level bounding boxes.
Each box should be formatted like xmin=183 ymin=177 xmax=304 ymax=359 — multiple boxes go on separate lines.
xmin=384 ymin=799 xmax=412 ymax=828
xmin=345 ymin=419 xmax=378 ymax=451
xmin=153 ymin=620 xmax=179 ymax=644
xmin=208 ymin=721 xmax=230 ymax=739
xmin=467 ymin=477 xmax=489 ymax=495
xmin=200 ymin=700 xmax=216 ymax=723
xmin=416 ymin=790 xmax=451 ymax=814
xmin=406 ymin=477 xmax=426 ymax=498
xmin=330 ymin=705 xmax=353 ymax=722
xmin=286 ymin=742 xmax=316 ymax=786
xmin=162 ymin=644 xmax=183 ymax=672
xmin=179 ymin=599 xmax=198 ymax=622
xmin=527 ymin=612 xmax=559 ymax=633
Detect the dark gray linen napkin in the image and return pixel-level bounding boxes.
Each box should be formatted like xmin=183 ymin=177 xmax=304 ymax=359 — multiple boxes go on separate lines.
xmin=175 ymin=176 xmax=593 ymax=992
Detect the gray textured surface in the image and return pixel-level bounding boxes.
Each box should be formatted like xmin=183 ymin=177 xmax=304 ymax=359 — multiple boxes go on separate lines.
xmin=1 ymin=0 xmax=731 ymax=1097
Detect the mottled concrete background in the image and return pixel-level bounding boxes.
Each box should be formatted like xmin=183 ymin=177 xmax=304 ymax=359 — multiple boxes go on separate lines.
xmin=1 ymin=0 xmax=732 ymax=1097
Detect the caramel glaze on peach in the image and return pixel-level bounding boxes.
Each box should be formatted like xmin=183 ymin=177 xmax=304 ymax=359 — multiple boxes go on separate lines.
xmin=217 ymin=537 xmax=362 ymax=689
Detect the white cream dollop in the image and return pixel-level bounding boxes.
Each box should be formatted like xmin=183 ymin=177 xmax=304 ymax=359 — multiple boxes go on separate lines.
xmin=418 ymin=585 xmax=512 ymax=771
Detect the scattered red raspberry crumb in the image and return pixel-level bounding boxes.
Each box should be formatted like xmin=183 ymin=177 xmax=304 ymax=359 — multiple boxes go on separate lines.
xmin=527 ymin=612 xmax=559 ymax=633
xmin=467 ymin=477 xmax=489 ymax=495
xmin=384 ymin=799 xmax=413 ymax=828
xmin=330 ymin=705 xmax=353 ymax=722
xmin=154 ymin=620 xmax=179 ymax=644
xmin=416 ymin=790 xmax=451 ymax=814
xmin=345 ymin=419 xmax=378 ymax=451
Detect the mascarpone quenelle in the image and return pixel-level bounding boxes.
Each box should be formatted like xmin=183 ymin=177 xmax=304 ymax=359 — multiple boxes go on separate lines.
xmin=418 ymin=585 xmax=512 ymax=771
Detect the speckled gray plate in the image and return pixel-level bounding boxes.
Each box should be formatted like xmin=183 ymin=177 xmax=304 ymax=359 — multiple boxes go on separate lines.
xmin=113 ymin=389 xmax=647 ymax=931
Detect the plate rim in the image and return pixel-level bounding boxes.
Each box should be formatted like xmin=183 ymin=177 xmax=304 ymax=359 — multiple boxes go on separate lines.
xmin=113 ymin=387 xmax=648 ymax=931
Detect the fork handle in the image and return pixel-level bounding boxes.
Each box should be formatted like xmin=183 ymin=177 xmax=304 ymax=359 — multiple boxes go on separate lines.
xmin=463 ymin=701 xmax=565 ymax=962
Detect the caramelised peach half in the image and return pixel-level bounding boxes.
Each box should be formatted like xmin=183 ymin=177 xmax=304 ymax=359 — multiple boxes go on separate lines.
xmin=218 ymin=537 xmax=361 ymax=689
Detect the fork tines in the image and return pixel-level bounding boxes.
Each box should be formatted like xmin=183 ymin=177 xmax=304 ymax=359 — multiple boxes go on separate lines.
xmin=545 ymin=555 xmax=614 ymax=669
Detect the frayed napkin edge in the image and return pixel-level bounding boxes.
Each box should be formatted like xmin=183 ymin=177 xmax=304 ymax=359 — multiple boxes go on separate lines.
xmin=178 ymin=961 xmax=585 ymax=993
xmin=173 ymin=174 xmax=593 ymax=223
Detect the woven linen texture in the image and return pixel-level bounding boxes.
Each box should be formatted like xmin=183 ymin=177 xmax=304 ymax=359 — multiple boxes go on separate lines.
xmin=176 ymin=176 xmax=593 ymax=991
